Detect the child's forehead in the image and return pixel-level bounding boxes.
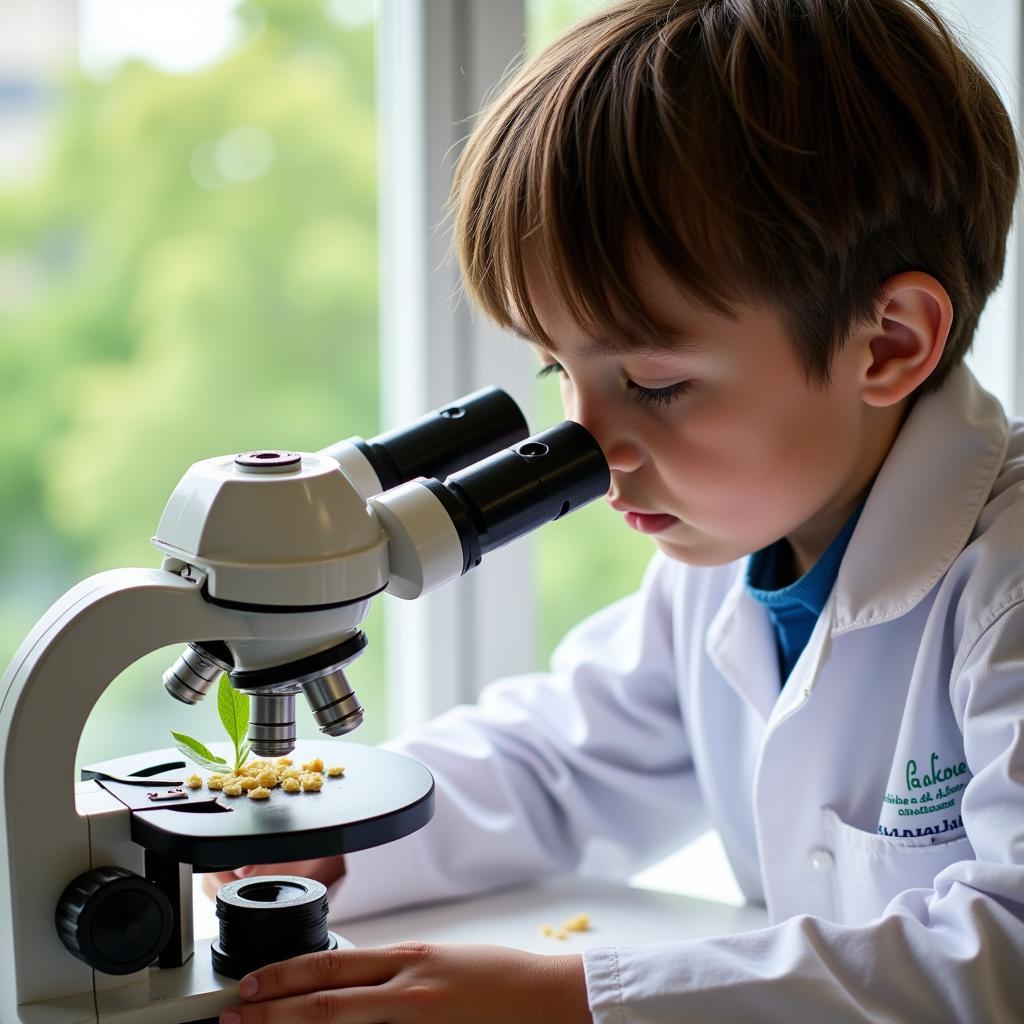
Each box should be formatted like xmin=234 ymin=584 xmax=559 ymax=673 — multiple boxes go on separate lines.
xmin=512 ymin=239 xmax=748 ymax=358
xmin=508 ymin=317 xmax=707 ymax=360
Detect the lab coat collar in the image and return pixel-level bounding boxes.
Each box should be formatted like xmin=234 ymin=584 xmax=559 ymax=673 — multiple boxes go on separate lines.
xmin=706 ymin=573 xmax=782 ymax=720
xmin=831 ymin=365 xmax=1008 ymax=635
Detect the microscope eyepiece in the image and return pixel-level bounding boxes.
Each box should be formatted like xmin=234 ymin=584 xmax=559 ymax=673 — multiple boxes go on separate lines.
xmin=430 ymin=420 xmax=610 ymax=572
xmin=354 ymin=387 xmax=528 ymax=491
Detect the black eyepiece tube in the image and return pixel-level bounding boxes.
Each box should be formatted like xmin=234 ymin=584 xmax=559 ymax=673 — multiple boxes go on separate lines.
xmin=354 ymin=388 xmax=528 ymax=491
xmin=433 ymin=421 xmax=610 ymax=570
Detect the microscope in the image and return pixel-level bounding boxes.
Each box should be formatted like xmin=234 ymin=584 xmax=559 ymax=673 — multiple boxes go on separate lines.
xmin=0 ymin=388 xmax=609 ymax=1024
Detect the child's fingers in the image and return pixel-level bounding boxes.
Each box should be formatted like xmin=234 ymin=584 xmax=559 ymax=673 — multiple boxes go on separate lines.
xmin=221 ymin=984 xmax=393 ymax=1024
xmin=238 ymin=944 xmax=412 ymax=1003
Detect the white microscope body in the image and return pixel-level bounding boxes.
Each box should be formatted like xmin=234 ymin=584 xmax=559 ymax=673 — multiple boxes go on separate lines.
xmin=0 ymin=390 xmax=609 ymax=1024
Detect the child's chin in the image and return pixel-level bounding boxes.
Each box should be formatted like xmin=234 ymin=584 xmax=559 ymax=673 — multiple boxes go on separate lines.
xmin=654 ymin=535 xmax=747 ymax=567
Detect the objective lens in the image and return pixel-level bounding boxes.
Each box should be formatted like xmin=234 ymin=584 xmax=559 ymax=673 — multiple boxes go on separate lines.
xmin=247 ymin=693 xmax=297 ymax=757
xmin=230 ymin=633 xmax=369 ymax=750
xmin=300 ymin=668 xmax=364 ymax=737
xmin=211 ymin=875 xmax=343 ymax=979
xmin=162 ymin=642 xmax=233 ymax=705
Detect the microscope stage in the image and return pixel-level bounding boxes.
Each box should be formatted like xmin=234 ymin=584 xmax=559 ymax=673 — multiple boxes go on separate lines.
xmin=81 ymin=741 xmax=434 ymax=870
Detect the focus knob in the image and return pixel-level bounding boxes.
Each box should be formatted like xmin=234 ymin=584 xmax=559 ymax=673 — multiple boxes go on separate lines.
xmin=55 ymin=866 xmax=173 ymax=975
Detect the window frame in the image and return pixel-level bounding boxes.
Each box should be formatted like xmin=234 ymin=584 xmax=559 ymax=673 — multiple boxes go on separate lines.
xmin=942 ymin=0 xmax=1024 ymax=414
xmin=377 ymin=0 xmax=536 ymax=736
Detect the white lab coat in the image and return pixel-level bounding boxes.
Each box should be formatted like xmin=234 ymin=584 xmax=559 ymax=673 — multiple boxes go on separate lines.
xmin=330 ymin=364 xmax=1024 ymax=1022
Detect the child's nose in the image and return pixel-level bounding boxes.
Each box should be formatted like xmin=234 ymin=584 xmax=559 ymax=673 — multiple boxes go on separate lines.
xmin=567 ymin=406 xmax=643 ymax=475
xmin=601 ymin=437 xmax=644 ymax=474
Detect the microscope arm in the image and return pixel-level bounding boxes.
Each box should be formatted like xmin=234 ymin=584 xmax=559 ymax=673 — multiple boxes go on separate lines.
xmin=0 ymin=567 xmax=338 ymax=1008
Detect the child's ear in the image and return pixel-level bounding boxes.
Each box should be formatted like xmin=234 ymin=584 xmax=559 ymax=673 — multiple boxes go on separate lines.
xmin=858 ymin=271 xmax=953 ymax=407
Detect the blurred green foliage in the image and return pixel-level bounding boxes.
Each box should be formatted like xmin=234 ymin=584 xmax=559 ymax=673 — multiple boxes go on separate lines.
xmin=0 ymin=0 xmax=384 ymax=765
xmin=526 ymin=0 xmax=611 ymax=51
xmin=0 ymin=0 xmax=651 ymax=772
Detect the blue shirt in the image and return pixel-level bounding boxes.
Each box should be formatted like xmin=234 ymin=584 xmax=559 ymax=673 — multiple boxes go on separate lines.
xmin=746 ymin=500 xmax=865 ymax=682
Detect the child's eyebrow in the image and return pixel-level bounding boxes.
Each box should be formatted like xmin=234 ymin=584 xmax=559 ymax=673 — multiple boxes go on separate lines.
xmin=508 ymin=322 xmax=703 ymax=358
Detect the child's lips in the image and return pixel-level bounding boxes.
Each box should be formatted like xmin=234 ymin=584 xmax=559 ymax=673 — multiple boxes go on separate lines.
xmin=622 ymin=511 xmax=678 ymax=534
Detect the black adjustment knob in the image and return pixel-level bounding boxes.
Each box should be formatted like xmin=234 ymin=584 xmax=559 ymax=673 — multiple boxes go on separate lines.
xmin=55 ymin=866 xmax=174 ymax=975
xmin=211 ymin=875 xmax=340 ymax=980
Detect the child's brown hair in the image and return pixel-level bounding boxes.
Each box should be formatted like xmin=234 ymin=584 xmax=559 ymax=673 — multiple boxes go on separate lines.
xmin=451 ymin=0 xmax=1019 ymax=392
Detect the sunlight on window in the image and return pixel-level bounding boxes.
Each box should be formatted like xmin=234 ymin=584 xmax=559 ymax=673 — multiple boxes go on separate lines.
xmin=79 ymin=0 xmax=245 ymax=77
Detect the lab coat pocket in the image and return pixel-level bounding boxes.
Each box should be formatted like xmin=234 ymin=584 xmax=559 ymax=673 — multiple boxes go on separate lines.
xmin=822 ymin=807 xmax=974 ymax=925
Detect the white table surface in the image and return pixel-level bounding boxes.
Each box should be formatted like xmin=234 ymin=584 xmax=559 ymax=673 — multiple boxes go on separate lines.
xmin=194 ymin=873 xmax=769 ymax=955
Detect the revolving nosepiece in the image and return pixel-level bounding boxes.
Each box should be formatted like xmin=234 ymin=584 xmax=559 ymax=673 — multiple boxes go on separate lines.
xmin=229 ymin=632 xmax=369 ymax=755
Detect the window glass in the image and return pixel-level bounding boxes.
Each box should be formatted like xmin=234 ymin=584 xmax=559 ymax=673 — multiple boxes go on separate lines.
xmin=0 ymin=0 xmax=384 ymax=773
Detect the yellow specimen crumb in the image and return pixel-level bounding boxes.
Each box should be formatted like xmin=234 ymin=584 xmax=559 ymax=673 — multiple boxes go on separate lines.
xmin=206 ymin=752 xmax=346 ymax=801
xmin=184 ymin=774 xmax=202 ymax=789
xmin=540 ymin=913 xmax=591 ymax=939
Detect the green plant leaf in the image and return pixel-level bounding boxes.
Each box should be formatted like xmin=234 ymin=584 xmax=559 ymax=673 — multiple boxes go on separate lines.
xmin=170 ymin=730 xmax=229 ymax=773
xmin=235 ymin=742 xmax=252 ymax=774
xmin=217 ymin=673 xmax=249 ymax=750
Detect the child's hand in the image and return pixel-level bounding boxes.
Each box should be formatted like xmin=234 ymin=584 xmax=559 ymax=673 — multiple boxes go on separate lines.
xmin=218 ymin=942 xmax=591 ymax=1024
xmin=201 ymin=856 xmax=346 ymax=902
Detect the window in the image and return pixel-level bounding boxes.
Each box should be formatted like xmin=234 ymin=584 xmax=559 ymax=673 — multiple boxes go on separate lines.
xmin=938 ymin=0 xmax=1023 ymax=415
xmin=0 ymin=0 xmax=385 ymax=773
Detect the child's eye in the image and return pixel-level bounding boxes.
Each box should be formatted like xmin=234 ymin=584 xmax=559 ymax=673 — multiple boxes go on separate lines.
xmin=626 ymin=379 xmax=692 ymax=407
xmin=536 ymin=362 xmax=691 ymax=407
xmin=536 ymin=362 xmax=564 ymax=380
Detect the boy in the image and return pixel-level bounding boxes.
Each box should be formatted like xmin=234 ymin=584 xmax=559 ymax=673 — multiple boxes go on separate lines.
xmin=217 ymin=1 xmax=1024 ymax=1020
